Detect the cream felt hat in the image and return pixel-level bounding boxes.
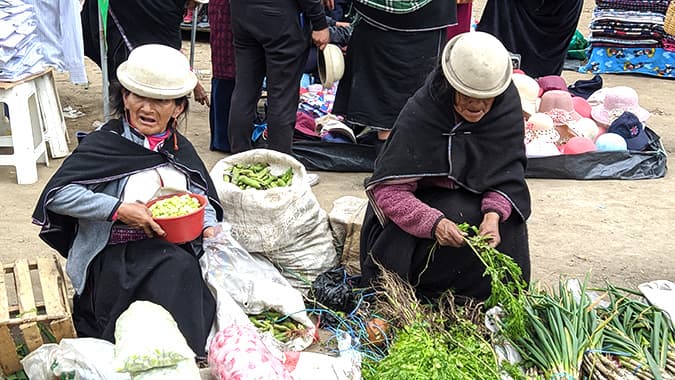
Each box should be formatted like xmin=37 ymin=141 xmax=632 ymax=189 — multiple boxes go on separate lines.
xmin=512 ymin=73 xmax=540 ymax=116
xmin=441 ymin=32 xmax=512 ymax=99
xmin=318 ymin=44 xmax=345 ymax=88
xmin=117 ymin=44 xmax=197 ymax=100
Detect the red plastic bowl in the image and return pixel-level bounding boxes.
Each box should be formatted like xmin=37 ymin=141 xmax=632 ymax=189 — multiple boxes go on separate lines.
xmin=146 ymin=193 xmax=208 ymax=244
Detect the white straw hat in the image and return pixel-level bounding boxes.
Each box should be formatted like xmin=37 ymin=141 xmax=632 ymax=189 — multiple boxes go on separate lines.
xmin=441 ymin=32 xmax=513 ymax=99
xmin=117 ymin=44 xmax=197 ymax=100
xmin=318 ymin=44 xmax=345 ymax=88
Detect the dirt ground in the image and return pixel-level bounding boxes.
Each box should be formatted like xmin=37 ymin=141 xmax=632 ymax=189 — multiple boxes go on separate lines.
xmin=0 ymin=0 xmax=673 ymax=292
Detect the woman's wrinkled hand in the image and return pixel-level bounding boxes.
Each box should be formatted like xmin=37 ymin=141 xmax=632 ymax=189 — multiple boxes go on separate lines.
xmin=434 ymin=218 xmax=467 ymax=247
xmin=478 ymin=212 xmax=501 ymax=248
xmin=202 ymin=226 xmax=215 ymax=239
xmin=116 ymin=202 xmax=166 ymax=238
xmin=193 ymin=81 xmax=210 ymax=107
xmin=312 ymin=28 xmax=330 ymax=50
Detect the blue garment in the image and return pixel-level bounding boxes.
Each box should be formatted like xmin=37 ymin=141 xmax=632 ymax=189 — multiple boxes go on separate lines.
xmin=209 ymin=78 xmax=235 ymax=152
xmin=580 ymin=47 xmax=675 ymax=78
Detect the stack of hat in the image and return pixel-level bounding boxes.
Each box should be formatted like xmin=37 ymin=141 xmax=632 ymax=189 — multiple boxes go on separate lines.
xmin=524 ymin=113 xmax=561 ymax=157
xmin=0 ymin=0 xmax=45 ymax=81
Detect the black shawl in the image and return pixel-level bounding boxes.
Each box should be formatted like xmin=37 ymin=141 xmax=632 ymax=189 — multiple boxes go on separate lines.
xmin=32 ymin=119 xmax=223 ymax=257
xmin=477 ymin=0 xmax=583 ymax=78
xmin=366 ymin=76 xmax=531 ymax=222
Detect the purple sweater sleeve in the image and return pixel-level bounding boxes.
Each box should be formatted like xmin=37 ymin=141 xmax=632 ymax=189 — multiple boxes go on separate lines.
xmin=372 ymin=181 xmax=444 ymax=239
xmin=372 ymin=179 xmax=514 ymax=239
xmin=481 ymin=191 xmax=512 ymax=221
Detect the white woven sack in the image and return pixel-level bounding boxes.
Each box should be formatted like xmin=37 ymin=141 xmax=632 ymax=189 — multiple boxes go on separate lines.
xmin=210 ymin=149 xmax=337 ymax=289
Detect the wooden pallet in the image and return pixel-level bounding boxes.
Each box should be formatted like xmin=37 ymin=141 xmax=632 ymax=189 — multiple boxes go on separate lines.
xmin=0 ymin=255 xmax=75 ymax=375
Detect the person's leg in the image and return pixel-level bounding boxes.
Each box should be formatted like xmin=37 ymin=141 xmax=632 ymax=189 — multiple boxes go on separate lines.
xmin=209 ymin=78 xmax=235 ymax=152
xmin=73 ymin=241 xmax=215 ymax=357
xmin=228 ymin=2 xmax=266 ymax=153
xmin=262 ymin=12 xmax=310 ymax=154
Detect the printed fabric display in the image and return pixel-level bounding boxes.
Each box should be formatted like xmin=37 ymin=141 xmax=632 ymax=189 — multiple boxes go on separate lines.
xmin=580 ymin=0 xmax=675 ymax=77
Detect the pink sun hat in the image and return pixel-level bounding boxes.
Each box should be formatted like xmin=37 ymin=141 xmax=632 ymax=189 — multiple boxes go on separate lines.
xmin=539 ymin=90 xmax=582 ymax=127
xmin=590 ymin=86 xmax=650 ymax=125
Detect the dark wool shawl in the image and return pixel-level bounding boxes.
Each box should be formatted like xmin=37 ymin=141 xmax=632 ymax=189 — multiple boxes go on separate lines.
xmin=32 ymin=119 xmax=223 ymax=257
xmin=366 ymin=78 xmax=531 ymax=222
xmin=477 ymin=0 xmax=583 ymax=78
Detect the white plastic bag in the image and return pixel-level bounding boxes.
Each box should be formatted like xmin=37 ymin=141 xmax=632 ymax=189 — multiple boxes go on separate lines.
xmin=284 ymin=334 xmax=362 ymax=380
xmin=203 ymin=223 xmax=317 ymax=351
xmin=210 ymin=149 xmax=337 ymax=290
xmin=21 ymin=338 xmax=131 ymax=380
xmin=639 ymin=280 xmax=675 ymax=328
xmin=114 ymin=301 xmax=195 ymax=374
xmin=131 ymin=359 xmax=201 ymax=380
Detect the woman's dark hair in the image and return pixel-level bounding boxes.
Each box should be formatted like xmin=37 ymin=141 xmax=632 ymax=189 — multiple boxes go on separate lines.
xmin=109 ymin=81 xmax=190 ymax=122
xmin=428 ymin=65 xmax=456 ymax=107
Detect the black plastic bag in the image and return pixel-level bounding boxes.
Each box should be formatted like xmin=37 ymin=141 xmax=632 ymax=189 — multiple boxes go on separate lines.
xmin=292 ymin=141 xmax=375 ymax=172
xmin=525 ymin=127 xmax=667 ymax=180
xmin=292 ymin=128 xmax=667 ymax=180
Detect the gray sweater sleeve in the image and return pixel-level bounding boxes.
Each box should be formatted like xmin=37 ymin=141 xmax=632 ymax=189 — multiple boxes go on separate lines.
xmin=298 ymin=0 xmax=328 ymax=30
xmin=47 ymin=183 xmax=121 ymax=221
xmin=49 ymin=178 xmax=218 ymax=229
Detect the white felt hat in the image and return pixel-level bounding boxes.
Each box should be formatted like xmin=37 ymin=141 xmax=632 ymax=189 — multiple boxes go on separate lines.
xmin=318 ymin=44 xmax=345 ymax=89
xmin=117 ymin=44 xmax=197 ymax=100
xmin=441 ymin=32 xmax=512 ymax=99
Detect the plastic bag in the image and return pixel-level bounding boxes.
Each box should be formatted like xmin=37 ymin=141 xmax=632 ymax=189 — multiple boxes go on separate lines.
xmin=526 ymin=128 xmax=667 ymax=179
xmin=284 ymin=333 xmax=362 ymax=380
xmin=208 ymin=324 xmax=293 ymax=380
xmin=113 ymin=301 xmax=195 ymax=373
xmin=203 ymin=223 xmax=317 ymax=351
xmin=292 ymin=129 xmax=667 ymax=180
xmin=22 ymin=338 xmax=131 ymax=380
xmin=210 ymin=149 xmax=337 ymax=290
xmin=639 ymin=280 xmax=675 ymax=328
xmin=131 ymin=359 xmax=200 ymax=380
xmin=292 ymin=141 xmax=376 ymax=172
xmin=311 ymin=267 xmax=356 ymax=314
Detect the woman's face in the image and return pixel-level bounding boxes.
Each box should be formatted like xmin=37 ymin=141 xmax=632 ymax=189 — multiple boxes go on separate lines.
xmin=122 ymin=91 xmax=184 ymax=135
xmin=453 ymin=92 xmax=495 ymax=123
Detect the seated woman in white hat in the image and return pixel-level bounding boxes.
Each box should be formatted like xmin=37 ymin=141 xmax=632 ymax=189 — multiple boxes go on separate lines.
xmin=32 ymin=44 xmax=222 ymax=358
xmin=360 ymin=32 xmax=531 ymax=301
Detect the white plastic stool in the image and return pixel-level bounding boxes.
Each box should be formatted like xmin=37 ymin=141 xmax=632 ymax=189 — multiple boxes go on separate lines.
xmin=0 ymin=75 xmax=49 ymax=184
xmin=34 ymin=69 xmax=69 ymax=158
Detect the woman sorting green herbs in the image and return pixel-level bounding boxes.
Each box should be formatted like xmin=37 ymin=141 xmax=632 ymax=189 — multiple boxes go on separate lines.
xmin=32 ymin=44 xmax=223 ymax=357
xmin=360 ymin=32 xmax=531 ymax=301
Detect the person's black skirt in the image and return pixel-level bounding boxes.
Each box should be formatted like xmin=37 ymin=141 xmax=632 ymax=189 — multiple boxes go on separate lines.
xmin=333 ymin=21 xmax=445 ymax=131
xmin=360 ymin=187 xmax=530 ymax=301
xmin=72 ymin=238 xmax=215 ymax=357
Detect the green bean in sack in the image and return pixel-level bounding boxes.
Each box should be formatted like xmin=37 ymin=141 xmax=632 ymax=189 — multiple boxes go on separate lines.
xmin=209 ymin=149 xmax=337 ymax=291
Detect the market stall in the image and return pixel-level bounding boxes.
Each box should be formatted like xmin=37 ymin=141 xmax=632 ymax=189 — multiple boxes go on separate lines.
xmin=580 ymin=0 xmax=675 ymax=78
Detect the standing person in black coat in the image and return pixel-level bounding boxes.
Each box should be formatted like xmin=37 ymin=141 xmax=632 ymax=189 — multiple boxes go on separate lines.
xmin=227 ymin=0 xmax=331 ymax=154
xmin=477 ymin=0 xmax=583 ymax=78
xmin=80 ymin=0 xmax=209 ymax=105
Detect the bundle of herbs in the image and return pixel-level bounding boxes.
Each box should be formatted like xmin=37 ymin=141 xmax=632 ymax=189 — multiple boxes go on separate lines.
xmin=595 ymin=285 xmax=675 ymax=380
xmin=505 ymin=279 xmax=608 ymax=379
xmin=362 ymin=264 xmax=502 ymax=380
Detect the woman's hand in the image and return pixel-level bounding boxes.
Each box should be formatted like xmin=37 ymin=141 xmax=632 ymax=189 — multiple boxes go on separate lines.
xmin=434 ymin=218 xmax=467 ymax=247
xmin=202 ymin=226 xmax=215 ymax=239
xmin=312 ymin=28 xmax=330 ymax=50
xmin=478 ymin=212 xmax=501 ymax=248
xmin=116 ymin=202 xmax=166 ymax=238
xmin=193 ymin=81 xmax=210 ymax=107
